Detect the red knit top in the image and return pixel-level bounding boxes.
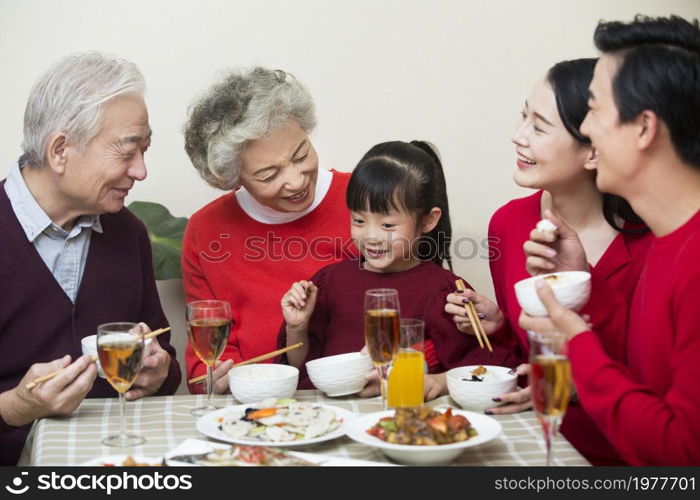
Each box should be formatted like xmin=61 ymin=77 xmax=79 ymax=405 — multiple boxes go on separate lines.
xmin=571 ymin=209 xmax=700 ymax=465
xmin=182 ymin=170 xmax=354 ymax=391
xmin=488 ymin=190 xmax=653 ymax=465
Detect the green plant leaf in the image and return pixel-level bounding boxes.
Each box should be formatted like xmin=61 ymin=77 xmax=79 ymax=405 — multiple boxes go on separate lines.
xmin=127 ymin=201 xmax=188 ymax=280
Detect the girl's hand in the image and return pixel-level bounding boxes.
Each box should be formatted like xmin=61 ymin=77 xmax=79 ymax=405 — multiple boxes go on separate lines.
xmin=523 ymin=210 xmax=589 ymax=276
xmin=444 ymin=289 xmax=504 ymax=335
xmin=486 ymin=364 xmax=532 ymax=414
xmin=424 ymin=373 xmax=448 ymax=401
xmin=281 ymin=281 xmax=318 ymax=329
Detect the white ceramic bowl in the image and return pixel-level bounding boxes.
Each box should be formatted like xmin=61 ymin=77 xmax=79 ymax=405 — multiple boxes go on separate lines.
xmin=514 ymin=271 xmax=591 ymax=317
xmin=228 ymin=364 xmax=299 ymax=404
xmin=82 ymin=334 xmax=152 ymax=378
xmin=446 ymin=365 xmax=517 ymax=412
xmin=305 ymin=352 xmax=373 ymax=397
xmin=345 ymin=409 xmax=502 ymax=465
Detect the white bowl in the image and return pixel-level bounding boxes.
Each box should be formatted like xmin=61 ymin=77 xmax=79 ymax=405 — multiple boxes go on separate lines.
xmin=82 ymin=334 xmax=152 ymax=378
xmin=446 ymin=366 xmax=517 ymax=412
xmin=305 ymin=352 xmax=373 ymax=397
xmin=514 ymin=271 xmax=591 ymax=317
xmin=228 ymin=364 xmax=299 ymax=404
xmin=345 ymin=409 xmax=502 ymax=465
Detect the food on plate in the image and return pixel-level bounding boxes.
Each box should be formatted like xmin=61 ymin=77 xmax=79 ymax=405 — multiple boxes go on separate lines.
xmin=101 ymin=455 xmax=162 ymax=466
xmin=535 ymin=218 xmax=558 ymax=236
xmin=217 ymin=399 xmax=344 ymax=442
xmin=169 ymin=445 xmax=315 ymax=466
xmin=366 ymin=407 xmax=477 ymax=445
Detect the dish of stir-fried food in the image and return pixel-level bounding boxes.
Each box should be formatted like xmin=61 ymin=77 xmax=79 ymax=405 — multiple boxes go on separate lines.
xmin=366 ymin=407 xmax=477 ymax=445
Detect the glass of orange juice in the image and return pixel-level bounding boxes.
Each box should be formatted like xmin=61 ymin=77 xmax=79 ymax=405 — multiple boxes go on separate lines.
xmin=388 ymin=318 xmax=425 ymax=408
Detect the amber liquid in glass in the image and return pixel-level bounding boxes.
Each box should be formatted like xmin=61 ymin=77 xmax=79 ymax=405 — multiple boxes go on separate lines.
xmin=364 ymin=308 xmax=399 ymax=366
xmin=98 ymin=339 xmax=144 ymax=393
xmin=531 ymin=354 xmax=572 ymax=417
xmin=187 ymin=318 xmax=230 ymax=366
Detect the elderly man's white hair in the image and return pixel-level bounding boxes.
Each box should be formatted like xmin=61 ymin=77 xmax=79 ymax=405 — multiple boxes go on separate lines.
xmin=21 ymin=52 xmax=145 ymax=167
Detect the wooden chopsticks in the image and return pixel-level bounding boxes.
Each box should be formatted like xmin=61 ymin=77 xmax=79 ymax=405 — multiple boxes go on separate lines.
xmin=25 ymin=327 xmax=171 ymax=390
xmin=455 ymin=280 xmax=492 ymax=352
xmin=188 ymin=342 xmax=304 ymax=385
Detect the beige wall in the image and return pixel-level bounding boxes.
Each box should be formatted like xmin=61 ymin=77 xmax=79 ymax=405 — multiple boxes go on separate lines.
xmin=1 ymin=0 xmax=698 ymax=302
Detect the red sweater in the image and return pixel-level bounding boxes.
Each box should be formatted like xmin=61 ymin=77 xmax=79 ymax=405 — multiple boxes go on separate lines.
xmin=570 ymin=209 xmax=700 ymax=465
xmin=277 ymin=259 xmax=521 ymax=388
xmin=182 ymin=170 xmax=354 ymax=391
xmin=488 ymin=191 xmax=653 ymax=465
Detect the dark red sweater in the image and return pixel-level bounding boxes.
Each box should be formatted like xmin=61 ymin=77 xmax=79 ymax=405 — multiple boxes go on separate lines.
xmin=0 ymin=181 xmax=181 ymax=465
xmin=571 ymin=209 xmax=700 ymax=465
xmin=488 ymin=191 xmax=653 ymax=465
xmin=277 ymin=259 xmax=520 ymax=388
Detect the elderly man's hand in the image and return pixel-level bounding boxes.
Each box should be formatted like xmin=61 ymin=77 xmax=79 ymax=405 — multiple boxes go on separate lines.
xmin=125 ymin=323 xmax=172 ymax=401
xmin=0 ymin=355 xmax=96 ymax=427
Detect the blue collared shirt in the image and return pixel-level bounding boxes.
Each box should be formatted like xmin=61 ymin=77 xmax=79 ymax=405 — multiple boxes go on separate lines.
xmin=4 ymin=161 xmax=102 ymax=303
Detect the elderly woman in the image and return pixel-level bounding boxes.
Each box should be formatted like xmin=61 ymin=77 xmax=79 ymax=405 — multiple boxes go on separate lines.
xmin=182 ymin=68 xmax=353 ymax=394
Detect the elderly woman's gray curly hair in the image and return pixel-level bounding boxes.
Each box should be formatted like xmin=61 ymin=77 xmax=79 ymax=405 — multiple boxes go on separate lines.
xmin=184 ymin=67 xmax=316 ymax=190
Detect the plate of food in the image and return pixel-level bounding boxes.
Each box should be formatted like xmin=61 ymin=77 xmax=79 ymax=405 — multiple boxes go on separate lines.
xmin=345 ymin=406 xmax=502 ymax=465
xmin=165 ymin=438 xmax=394 ymax=466
xmin=196 ymin=398 xmax=355 ymax=447
xmin=79 ymin=455 xmax=163 ymax=466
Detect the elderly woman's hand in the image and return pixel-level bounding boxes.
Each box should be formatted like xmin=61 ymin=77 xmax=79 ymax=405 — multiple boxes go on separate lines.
xmin=444 ymin=289 xmax=504 ymax=336
xmin=523 ymin=210 xmax=589 ymax=276
xmin=518 ymin=281 xmax=590 ymax=341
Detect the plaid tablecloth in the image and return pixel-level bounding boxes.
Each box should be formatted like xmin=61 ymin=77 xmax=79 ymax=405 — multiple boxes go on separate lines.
xmin=19 ymin=391 xmax=589 ymax=466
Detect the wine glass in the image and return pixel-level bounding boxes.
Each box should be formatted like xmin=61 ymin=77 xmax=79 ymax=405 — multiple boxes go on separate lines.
xmin=97 ymin=322 xmax=146 ymax=447
xmin=528 ymin=330 xmax=572 ymax=466
xmin=186 ymin=300 xmax=231 ymax=416
xmin=363 ymin=289 xmax=400 ymax=409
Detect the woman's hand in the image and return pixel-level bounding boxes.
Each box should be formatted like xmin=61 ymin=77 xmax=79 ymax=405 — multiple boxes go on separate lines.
xmin=281 ymin=281 xmax=318 ymax=330
xmin=486 ymin=364 xmax=532 ymax=414
xmin=445 ymin=289 xmax=504 ymax=335
xmin=523 ymin=210 xmax=589 ymax=276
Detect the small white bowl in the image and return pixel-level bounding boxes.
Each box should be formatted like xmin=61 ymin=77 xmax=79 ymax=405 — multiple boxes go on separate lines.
xmin=228 ymin=364 xmax=299 ymax=404
xmin=305 ymin=352 xmax=373 ymax=397
xmin=82 ymin=334 xmax=152 ymax=378
xmin=514 ymin=271 xmax=591 ymax=317
xmin=446 ymin=365 xmax=517 ymax=412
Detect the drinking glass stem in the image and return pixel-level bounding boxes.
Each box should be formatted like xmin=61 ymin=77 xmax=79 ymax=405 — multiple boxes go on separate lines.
xmin=545 ymin=417 xmax=560 ymax=466
xmin=118 ymin=392 xmax=126 ymax=439
xmin=377 ymin=365 xmax=390 ymax=410
xmin=206 ymin=365 xmax=214 ymax=408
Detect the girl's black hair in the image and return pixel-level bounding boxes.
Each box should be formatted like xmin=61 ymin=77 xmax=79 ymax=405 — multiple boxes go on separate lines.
xmin=547 ymin=58 xmax=647 ymax=233
xmin=346 ymin=140 xmax=453 ymax=270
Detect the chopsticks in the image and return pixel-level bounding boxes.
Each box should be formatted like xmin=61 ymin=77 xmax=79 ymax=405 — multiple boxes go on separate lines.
xmin=455 ymin=280 xmax=492 ymax=352
xmin=188 ymin=342 xmax=304 ymax=385
xmin=25 ymin=327 xmax=171 ymax=390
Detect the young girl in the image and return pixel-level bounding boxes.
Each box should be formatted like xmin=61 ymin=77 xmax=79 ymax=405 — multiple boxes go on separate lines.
xmin=277 ymin=140 xmax=517 ymax=395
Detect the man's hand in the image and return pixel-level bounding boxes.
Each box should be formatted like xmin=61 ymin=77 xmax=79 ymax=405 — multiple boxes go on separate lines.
xmin=125 ymin=323 xmax=172 ymax=401
xmin=0 ymin=355 xmax=96 ymax=427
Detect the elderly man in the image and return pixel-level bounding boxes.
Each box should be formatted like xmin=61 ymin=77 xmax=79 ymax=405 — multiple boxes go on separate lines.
xmin=0 ymin=52 xmax=181 ymax=464
xmin=520 ymin=15 xmax=700 ymax=465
